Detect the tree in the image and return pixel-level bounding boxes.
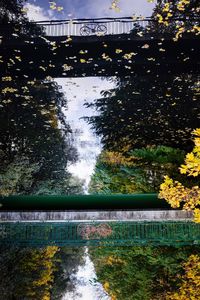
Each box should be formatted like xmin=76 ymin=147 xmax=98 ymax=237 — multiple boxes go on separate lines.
xmin=0 ymin=79 xmax=81 ymax=196
xmin=0 ymin=245 xmax=58 ymax=300
xmin=166 ymin=254 xmax=200 ymax=300
xmin=90 ymin=245 xmax=200 ymax=300
xmin=159 ymin=128 xmax=200 ymax=223
xmin=51 ymin=247 xmax=85 ymax=299
xmin=0 ymin=1 xmax=84 ymax=196
xmin=85 ymin=74 xmax=199 ymax=153
xmin=152 ymin=0 xmax=199 ymax=40
xmin=0 ymin=245 xmax=85 ymax=300
xmin=89 ymin=146 xmax=185 ymax=194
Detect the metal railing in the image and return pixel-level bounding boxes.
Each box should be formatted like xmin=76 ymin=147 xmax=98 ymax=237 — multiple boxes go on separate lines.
xmin=32 ymin=17 xmax=199 ymax=37
xmin=33 ymin=17 xmax=151 ymax=37
xmin=0 ymin=221 xmax=199 ymax=246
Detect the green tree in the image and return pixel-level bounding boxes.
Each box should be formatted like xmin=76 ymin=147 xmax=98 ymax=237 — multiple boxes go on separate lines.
xmin=90 ymin=245 xmax=200 ymax=300
xmin=89 ymin=146 xmax=185 ymax=194
xmin=85 ymin=74 xmax=198 ymax=153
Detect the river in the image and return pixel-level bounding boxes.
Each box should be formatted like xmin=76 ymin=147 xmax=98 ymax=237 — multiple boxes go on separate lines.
xmin=56 ymin=77 xmax=115 ymax=299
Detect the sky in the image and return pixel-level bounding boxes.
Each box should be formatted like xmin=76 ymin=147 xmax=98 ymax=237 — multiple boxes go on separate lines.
xmin=56 ymin=77 xmax=115 ymax=190
xmin=25 ymin=0 xmax=155 ymax=21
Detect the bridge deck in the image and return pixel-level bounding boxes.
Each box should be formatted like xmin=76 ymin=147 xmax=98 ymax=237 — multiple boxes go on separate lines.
xmin=0 ymin=210 xmax=194 ymax=222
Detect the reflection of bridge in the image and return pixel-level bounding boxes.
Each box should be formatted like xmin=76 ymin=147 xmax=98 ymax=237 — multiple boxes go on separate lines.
xmin=34 ymin=17 xmax=153 ymax=36
xmin=0 ymin=194 xmax=199 ymax=246
xmin=33 ymin=17 xmax=198 ymax=37
xmin=1 ymin=220 xmax=199 ymax=247
xmin=0 ymin=17 xmax=199 ymax=78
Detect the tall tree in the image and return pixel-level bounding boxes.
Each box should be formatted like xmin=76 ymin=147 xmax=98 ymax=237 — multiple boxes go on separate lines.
xmin=89 ymin=146 xmax=186 ymax=194
xmin=90 ymin=245 xmax=200 ymax=300
xmin=85 ymin=74 xmax=199 ymax=152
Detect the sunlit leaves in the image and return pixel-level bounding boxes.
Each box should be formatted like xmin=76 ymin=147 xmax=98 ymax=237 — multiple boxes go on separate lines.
xmin=62 ymin=64 xmax=73 ymax=71
xmin=154 ymin=0 xmax=199 ymax=40
xmin=102 ymin=53 xmax=112 ymax=61
xmin=180 ymin=129 xmax=200 ymax=177
xmin=115 ymin=49 xmax=123 ymax=54
xmin=49 ymin=1 xmax=63 ymax=12
xmin=159 ymin=129 xmax=200 ymax=223
xmin=2 ymin=87 xmax=18 ymax=94
xmin=109 ymin=0 xmax=121 ymax=12
xmin=123 ymin=52 xmax=136 ymax=59
xmin=166 ymin=255 xmax=200 ymax=300
xmin=1 ymin=76 xmax=12 ymax=81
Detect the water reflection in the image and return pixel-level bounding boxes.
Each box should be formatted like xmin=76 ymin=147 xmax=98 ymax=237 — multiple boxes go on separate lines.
xmin=0 ymin=244 xmax=200 ymax=299
xmin=0 ymin=0 xmax=199 ymax=299
xmin=55 ymin=77 xmax=115 ymax=191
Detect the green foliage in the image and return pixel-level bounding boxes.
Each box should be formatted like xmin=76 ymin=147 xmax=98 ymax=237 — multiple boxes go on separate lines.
xmin=85 ymin=74 xmax=198 ymax=152
xmin=89 ymin=160 xmax=139 ymax=194
xmin=32 ymin=176 xmax=84 ymax=195
xmin=130 ymin=146 xmax=185 ymax=165
xmin=89 ymin=146 xmax=185 ymax=194
xmin=0 ymin=155 xmax=40 ymax=196
xmin=90 ymin=245 xmax=200 ymax=300
xmin=0 ymin=245 xmax=85 ymax=300
xmin=0 ymin=0 xmax=84 ymax=196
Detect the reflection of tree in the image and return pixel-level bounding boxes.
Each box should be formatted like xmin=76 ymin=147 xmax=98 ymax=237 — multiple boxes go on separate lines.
xmin=90 ymin=245 xmax=200 ymax=300
xmin=85 ymin=74 xmax=198 ymax=152
xmin=89 ymin=147 xmax=186 ymax=194
xmin=0 ymin=79 xmax=84 ymax=195
xmin=50 ymin=247 xmax=85 ymax=300
xmin=0 ymin=245 xmax=84 ymax=300
xmin=0 ymin=1 xmax=84 ymax=195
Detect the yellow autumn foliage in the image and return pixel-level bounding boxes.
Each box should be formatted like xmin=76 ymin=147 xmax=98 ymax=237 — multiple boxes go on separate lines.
xmin=180 ymin=129 xmax=200 ymax=176
xmin=159 ymin=129 xmax=200 ymax=222
xmin=155 ymin=0 xmax=200 ymax=40
xmin=105 ymin=255 xmax=125 ymax=266
xmin=166 ymin=255 xmax=200 ymax=300
xmin=100 ymin=150 xmax=134 ymax=166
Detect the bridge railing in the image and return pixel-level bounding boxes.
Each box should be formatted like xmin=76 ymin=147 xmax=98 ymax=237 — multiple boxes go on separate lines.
xmin=33 ymin=17 xmax=199 ymax=37
xmin=33 ymin=17 xmax=152 ymax=37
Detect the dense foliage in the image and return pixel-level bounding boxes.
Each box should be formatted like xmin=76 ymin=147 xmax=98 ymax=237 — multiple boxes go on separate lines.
xmin=0 ymin=0 xmax=84 ymax=196
xmin=89 ymin=146 xmax=186 ymax=194
xmin=159 ymin=128 xmax=200 ymax=222
xmin=85 ymin=74 xmax=199 ymax=152
xmin=90 ymin=245 xmax=200 ymax=300
xmin=0 ymin=245 xmax=84 ymax=299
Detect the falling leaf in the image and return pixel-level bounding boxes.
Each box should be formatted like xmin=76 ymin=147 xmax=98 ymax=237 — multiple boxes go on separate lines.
xmin=142 ymin=44 xmax=150 ymax=49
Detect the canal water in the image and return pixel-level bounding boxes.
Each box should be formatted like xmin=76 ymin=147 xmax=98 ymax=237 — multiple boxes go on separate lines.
xmin=56 ymin=77 xmax=115 ymax=299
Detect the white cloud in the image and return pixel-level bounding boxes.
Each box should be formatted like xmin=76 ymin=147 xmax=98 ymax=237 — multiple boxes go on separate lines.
xmin=24 ymin=1 xmax=155 ymax=22
xmin=24 ymin=3 xmax=56 ymax=21
xmin=56 ymin=77 xmax=115 ymax=190
xmin=62 ymin=0 xmax=155 ymax=19
xmin=86 ymin=0 xmax=155 ymax=18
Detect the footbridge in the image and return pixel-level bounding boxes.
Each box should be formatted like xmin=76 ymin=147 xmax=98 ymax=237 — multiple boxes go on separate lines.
xmin=0 ymin=17 xmax=199 ymax=79
xmin=0 ymin=194 xmax=199 ymax=247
